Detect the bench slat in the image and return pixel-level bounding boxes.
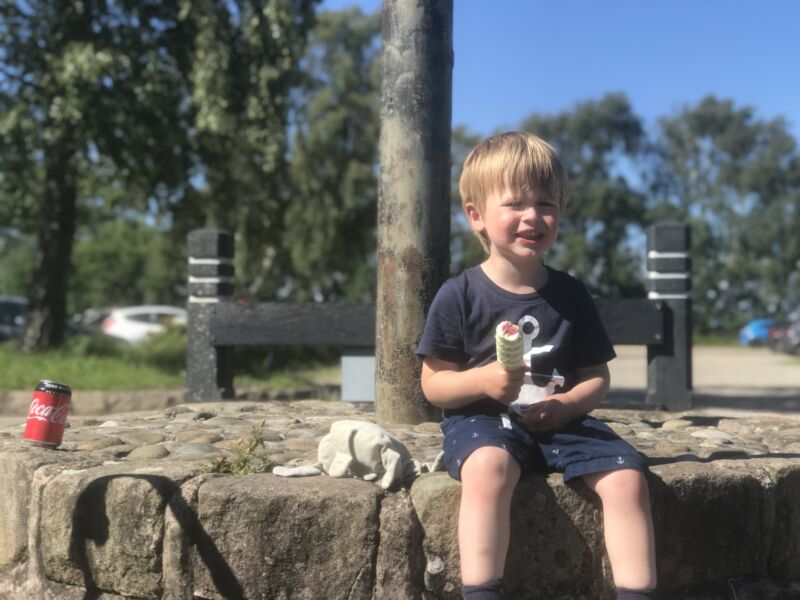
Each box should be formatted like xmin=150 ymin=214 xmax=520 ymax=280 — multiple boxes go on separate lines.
xmin=596 ymin=298 xmax=664 ymax=345
xmin=210 ymin=302 xmax=376 ymax=347
xmin=210 ymin=298 xmax=663 ymax=348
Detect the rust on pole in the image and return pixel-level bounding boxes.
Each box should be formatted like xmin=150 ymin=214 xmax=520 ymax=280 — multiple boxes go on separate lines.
xmin=376 ymin=0 xmax=453 ymax=424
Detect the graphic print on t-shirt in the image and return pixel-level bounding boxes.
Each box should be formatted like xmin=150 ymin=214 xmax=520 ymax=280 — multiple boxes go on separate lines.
xmin=510 ymin=314 xmax=564 ymax=413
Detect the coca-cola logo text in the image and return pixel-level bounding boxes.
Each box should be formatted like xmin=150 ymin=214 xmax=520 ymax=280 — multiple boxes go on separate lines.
xmin=27 ymin=398 xmax=69 ymax=425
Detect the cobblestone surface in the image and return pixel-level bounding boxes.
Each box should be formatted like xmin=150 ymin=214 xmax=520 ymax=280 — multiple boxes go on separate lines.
xmin=3 ymin=399 xmax=800 ymax=469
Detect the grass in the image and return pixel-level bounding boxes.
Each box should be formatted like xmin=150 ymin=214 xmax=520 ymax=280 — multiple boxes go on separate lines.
xmin=693 ymin=332 xmax=739 ymax=347
xmin=0 ymin=341 xmax=184 ymax=389
xmin=0 ymin=331 xmax=341 ymax=391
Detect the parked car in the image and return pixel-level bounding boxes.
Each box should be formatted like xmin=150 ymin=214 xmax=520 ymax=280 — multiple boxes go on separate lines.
xmin=738 ymin=318 xmax=774 ymax=347
xmin=782 ymin=319 xmax=800 ymax=356
xmin=768 ymin=318 xmax=790 ymax=353
xmin=0 ymin=296 xmax=28 ymax=341
xmin=101 ymin=305 xmax=187 ymax=343
xmin=69 ymin=307 xmax=113 ymax=334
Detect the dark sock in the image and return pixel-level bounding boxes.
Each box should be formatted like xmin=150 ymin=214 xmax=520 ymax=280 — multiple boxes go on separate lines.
xmin=462 ymin=578 xmax=503 ymax=600
xmin=615 ymin=587 xmax=657 ymax=600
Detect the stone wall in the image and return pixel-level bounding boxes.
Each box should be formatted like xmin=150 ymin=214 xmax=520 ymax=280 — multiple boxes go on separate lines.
xmin=1 ymin=400 xmax=799 ymax=599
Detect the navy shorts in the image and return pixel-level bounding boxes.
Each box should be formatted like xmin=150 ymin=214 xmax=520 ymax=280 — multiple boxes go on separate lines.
xmin=439 ymin=413 xmax=648 ymax=482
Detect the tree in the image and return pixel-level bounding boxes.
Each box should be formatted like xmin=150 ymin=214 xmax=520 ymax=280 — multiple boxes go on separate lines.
xmin=281 ymin=7 xmax=381 ymax=302
xmin=0 ymin=0 xmax=319 ymax=349
xmin=521 ymin=94 xmax=648 ymax=297
xmin=176 ymin=0 xmax=319 ymax=300
xmin=652 ymin=96 xmax=800 ymax=331
xmin=0 ymin=0 xmax=192 ymax=350
xmin=69 ymin=219 xmax=184 ymax=313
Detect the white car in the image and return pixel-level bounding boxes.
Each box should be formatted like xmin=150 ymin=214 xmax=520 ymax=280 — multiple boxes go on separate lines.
xmin=101 ymin=305 xmax=187 ymax=343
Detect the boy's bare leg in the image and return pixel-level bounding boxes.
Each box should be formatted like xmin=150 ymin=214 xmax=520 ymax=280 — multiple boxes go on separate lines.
xmin=583 ymin=469 xmax=657 ymax=590
xmin=458 ymin=446 xmax=521 ymax=585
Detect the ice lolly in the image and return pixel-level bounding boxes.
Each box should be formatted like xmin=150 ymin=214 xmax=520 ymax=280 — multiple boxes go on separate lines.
xmin=495 ymin=321 xmax=524 ymax=370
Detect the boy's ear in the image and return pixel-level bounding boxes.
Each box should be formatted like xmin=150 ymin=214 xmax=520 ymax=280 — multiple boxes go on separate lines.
xmin=464 ymin=203 xmax=485 ymax=233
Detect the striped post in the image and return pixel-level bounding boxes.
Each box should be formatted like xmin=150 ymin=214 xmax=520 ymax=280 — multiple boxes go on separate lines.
xmin=186 ymin=229 xmax=235 ymax=402
xmin=645 ymin=220 xmax=693 ymax=410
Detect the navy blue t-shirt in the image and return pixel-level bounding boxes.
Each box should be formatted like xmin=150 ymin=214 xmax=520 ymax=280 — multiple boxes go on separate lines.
xmin=416 ymin=266 xmax=615 ymax=417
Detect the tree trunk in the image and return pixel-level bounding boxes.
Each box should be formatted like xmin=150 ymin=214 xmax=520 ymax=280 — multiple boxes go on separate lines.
xmin=20 ymin=142 xmax=77 ymax=352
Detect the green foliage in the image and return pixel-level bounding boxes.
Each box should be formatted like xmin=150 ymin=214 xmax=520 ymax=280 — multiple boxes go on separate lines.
xmin=200 ymin=422 xmax=274 ymax=476
xmin=652 ymin=96 xmax=800 ymax=331
xmin=69 ymin=220 xmax=184 ymax=313
xmin=1 ymin=2 xmax=798 ymax=343
xmin=281 ymin=7 xmax=381 ymax=301
xmin=0 ymin=0 xmax=319 ymax=349
xmin=122 ymin=326 xmax=188 ymax=373
xmin=181 ymin=0 xmax=320 ymax=302
xmin=0 ymin=232 xmax=36 ymax=295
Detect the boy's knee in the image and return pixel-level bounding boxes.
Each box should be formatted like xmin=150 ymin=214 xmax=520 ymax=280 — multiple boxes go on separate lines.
xmin=591 ymin=468 xmax=650 ymax=505
xmin=461 ymin=446 xmax=520 ymax=493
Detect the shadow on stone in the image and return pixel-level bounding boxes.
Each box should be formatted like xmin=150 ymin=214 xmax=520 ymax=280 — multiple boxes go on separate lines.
xmin=606 ymin=388 xmax=800 ymax=414
xmin=648 ymin=452 xmax=800 ymax=466
xmin=70 ymin=474 xmax=243 ymax=600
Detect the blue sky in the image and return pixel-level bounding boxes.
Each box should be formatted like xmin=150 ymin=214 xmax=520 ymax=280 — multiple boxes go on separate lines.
xmin=321 ymin=1 xmax=800 ymax=139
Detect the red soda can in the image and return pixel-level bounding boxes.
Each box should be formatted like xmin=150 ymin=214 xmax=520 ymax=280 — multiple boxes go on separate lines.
xmin=23 ymin=380 xmax=71 ymax=448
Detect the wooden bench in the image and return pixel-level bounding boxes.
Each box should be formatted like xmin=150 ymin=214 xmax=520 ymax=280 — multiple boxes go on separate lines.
xmin=186 ymin=220 xmax=692 ymax=411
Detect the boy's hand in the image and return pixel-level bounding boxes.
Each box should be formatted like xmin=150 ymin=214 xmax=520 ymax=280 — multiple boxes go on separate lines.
xmin=518 ymin=394 xmax=576 ymax=431
xmin=480 ymin=361 xmax=527 ymax=405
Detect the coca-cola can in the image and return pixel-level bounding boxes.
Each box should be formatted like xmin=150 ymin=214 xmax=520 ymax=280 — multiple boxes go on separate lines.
xmin=23 ymin=380 xmax=71 ymax=448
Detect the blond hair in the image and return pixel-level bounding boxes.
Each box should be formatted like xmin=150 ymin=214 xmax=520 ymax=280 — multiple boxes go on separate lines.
xmin=459 ymin=132 xmax=569 ymax=252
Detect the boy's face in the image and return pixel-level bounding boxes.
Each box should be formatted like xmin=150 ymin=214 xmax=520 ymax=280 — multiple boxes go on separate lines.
xmin=466 ymin=185 xmax=560 ymax=262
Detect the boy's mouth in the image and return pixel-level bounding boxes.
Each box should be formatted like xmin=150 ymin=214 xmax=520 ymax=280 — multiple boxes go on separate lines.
xmin=516 ymin=230 xmax=544 ymax=242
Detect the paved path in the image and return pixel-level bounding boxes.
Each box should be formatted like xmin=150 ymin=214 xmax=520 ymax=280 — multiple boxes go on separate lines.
xmin=608 ymin=345 xmax=800 ymax=415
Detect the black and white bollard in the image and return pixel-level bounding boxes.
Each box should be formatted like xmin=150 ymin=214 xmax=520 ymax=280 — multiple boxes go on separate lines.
xmin=186 ymin=229 xmax=235 ymax=402
xmin=646 ymin=220 xmax=693 ymax=411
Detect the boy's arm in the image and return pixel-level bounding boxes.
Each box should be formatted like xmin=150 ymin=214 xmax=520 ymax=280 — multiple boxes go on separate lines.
xmin=421 ymin=356 xmax=526 ymax=409
xmin=519 ymin=362 xmax=610 ymax=431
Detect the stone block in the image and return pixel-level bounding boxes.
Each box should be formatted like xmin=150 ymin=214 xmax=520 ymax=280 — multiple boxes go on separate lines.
xmin=39 ymin=461 xmax=201 ymax=599
xmin=506 ymin=475 xmax=610 ymax=599
xmin=767 ymin=461 xmax=800 ymax=581
xmin=410 ymin=473 xmax=608 ymax=599
xmin=408 ymin=473 xmax=461 ymax=598
xmin=162 ymin=473 xmax=220 ymax=600
xmin=192 ymin=474 xmax=381 ymax=600
xmin=0 ymin=447 xmax=102 ymax=568
xmin=649 ymin=461 xmax=772 ymax=594
xmin=373 ymin=490 xmax=425 ymax=600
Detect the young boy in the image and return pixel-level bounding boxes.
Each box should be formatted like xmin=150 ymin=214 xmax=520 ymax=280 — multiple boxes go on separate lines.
xmin=417 ymin=132 xmax=657 ymax=600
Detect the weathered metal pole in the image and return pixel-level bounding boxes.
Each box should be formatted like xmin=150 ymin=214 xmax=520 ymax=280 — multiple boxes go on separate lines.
xmin=376 ymin=0 xmax=453 ymax=424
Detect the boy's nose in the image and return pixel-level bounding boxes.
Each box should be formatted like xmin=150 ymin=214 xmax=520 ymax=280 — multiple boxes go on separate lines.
xmin=521 ymin=206 xmax=540 ymax=221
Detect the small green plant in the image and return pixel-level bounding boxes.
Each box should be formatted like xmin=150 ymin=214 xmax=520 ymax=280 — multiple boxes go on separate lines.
xmin=201 ymin=421 xmax=274 ymax=476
